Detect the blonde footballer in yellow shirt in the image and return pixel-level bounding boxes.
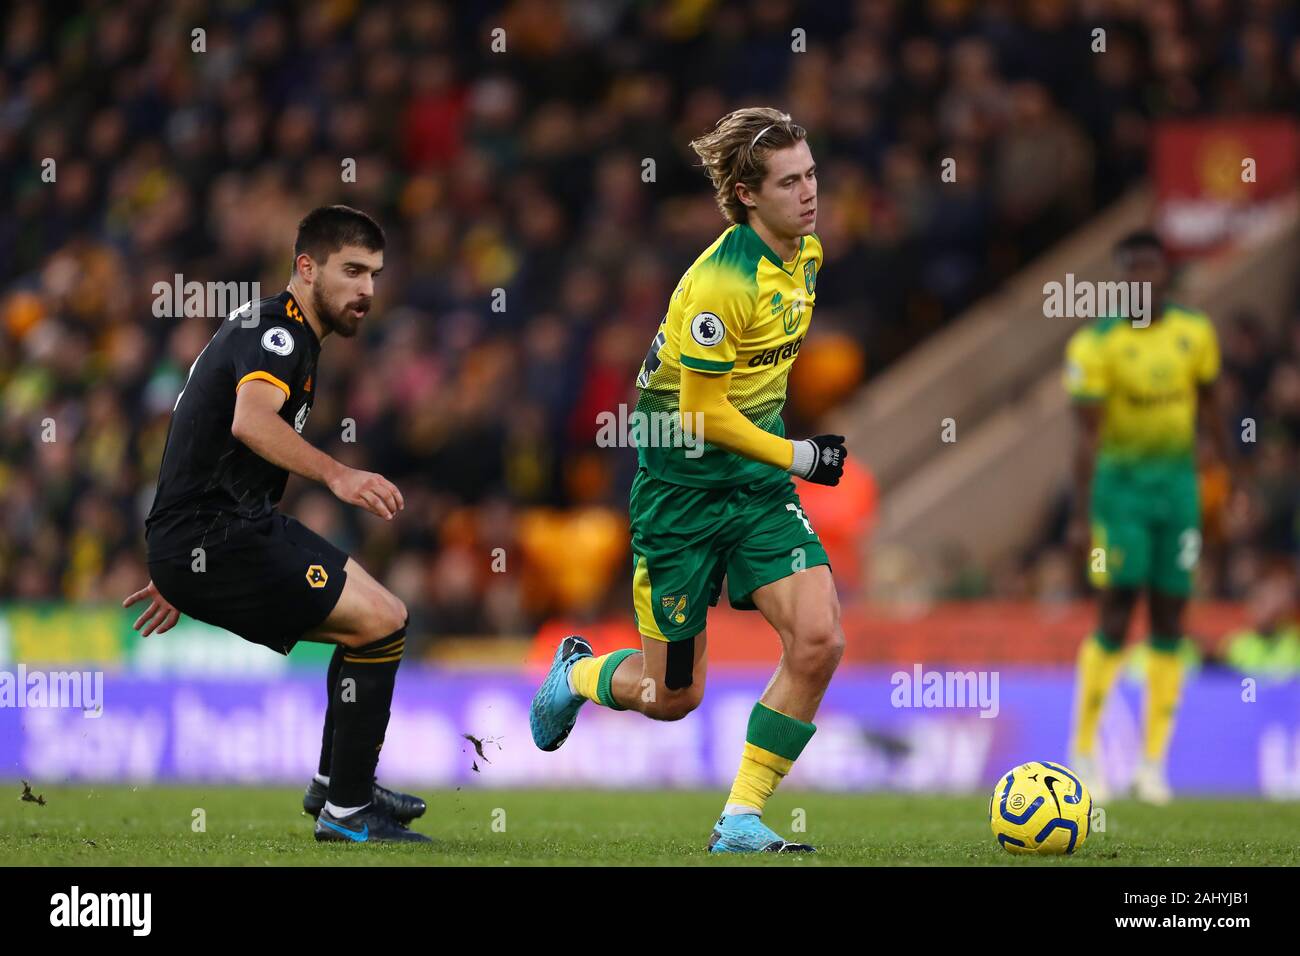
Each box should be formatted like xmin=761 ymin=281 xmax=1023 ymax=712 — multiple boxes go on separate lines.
xmin=530 ymin=108 xmax=848 ymax=852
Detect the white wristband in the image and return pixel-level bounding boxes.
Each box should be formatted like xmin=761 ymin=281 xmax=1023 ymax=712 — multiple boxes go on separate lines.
xmin=788 ymin=439 xmax=816 ymax=478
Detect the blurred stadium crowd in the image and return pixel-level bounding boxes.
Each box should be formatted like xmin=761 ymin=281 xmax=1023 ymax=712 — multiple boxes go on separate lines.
xmin=2 ymin=0 xmax=1298 ymax=648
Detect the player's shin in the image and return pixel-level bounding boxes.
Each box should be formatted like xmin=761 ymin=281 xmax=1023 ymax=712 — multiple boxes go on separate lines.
xmin=1144 ymin=636 xmax=1184 ymax=762
xmin=724 ymin=701 xmax=816 ymax=816
xmin=317 ymin=644 xmax=345 ymax=778
xmin=326 ymin=624 xmax=406 ymax=813
xmin=1071 ymin=632 xmax=1124 ymax=758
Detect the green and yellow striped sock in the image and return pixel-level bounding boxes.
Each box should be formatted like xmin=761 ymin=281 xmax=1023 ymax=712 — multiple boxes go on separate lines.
xmin=1144 ymin=636 xmax=1184 ymax=762
xmin=569 ymin=649 xmax=638 ymax=711
xmin=1071 ymin=632 xmax=1124 ymax=758
xmin=725 ymin=702 xmax=816 ymax=816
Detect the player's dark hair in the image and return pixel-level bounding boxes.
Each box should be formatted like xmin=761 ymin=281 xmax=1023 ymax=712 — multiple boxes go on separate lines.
xmin=1113 ymin=229 xmax=1166 ymax=264
xmin=294 ymin=205 xmax=385 ymax=266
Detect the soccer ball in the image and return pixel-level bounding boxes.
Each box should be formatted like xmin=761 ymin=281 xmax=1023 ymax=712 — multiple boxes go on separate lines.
xmin=989 ymin=760 xmax=1093 ymax=855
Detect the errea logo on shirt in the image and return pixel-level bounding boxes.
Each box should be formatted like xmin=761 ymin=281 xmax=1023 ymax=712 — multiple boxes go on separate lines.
xmin=689 ymin=312 xmax=726 ymax=347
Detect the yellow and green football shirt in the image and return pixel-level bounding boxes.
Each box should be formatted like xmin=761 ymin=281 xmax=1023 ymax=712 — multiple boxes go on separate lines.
xmin=1065 ymin=305 xmax=1220 ymax=594
xmin=1063 ymin=305 xmax=1220 ymax=465
xmin=634 ymin=222 xmax=822 ymax=487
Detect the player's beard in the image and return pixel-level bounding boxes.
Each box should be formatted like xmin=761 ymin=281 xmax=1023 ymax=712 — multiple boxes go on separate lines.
xmin=313 ymin=284 xmax=369 ymax=338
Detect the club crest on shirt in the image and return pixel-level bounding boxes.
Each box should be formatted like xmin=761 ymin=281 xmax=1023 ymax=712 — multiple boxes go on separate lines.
xmin=804 ymin=260 xmax=817 ymax=294
xmin=262 ymin=326 xmax=294 ymax=356
xmin=690 ymin=312 xmax=726 ymax=347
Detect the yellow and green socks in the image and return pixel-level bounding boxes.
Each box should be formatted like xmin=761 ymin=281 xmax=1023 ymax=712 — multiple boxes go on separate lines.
xmin=569 ymin=649 xmax=638 ymax=711
xmin=1144 ymin=635 xmax=1184 ymax=762
xmin=1071 ymin=632 xmax=1124 ymax=758
xmin=1072 ymin=631 xmax=1184 ymax=763
xmin=724 ymin=702 xmax=816 ymax=816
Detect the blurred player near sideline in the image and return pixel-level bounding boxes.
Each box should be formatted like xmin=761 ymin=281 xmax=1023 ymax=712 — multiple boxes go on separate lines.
xmin=530 ymin=108 xmax=847 ymax=852
xmin=1064 ymin=230 xmax=1235 ymax=805
xmin=124 ymin=206 xmax=429 ymax=843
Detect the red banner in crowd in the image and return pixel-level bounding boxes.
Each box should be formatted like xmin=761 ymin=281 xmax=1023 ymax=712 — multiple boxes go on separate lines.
xmin=1153 ymin=117 xmax=1300 ymax=256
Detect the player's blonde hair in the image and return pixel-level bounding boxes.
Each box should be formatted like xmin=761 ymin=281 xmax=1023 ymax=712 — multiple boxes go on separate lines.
xmin=689 ymin=107 xmax=807 ymax=225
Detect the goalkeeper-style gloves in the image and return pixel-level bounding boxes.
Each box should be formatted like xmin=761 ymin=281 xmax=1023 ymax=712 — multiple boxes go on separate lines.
xmin=788 ymin=434 xmax=847 ymax=486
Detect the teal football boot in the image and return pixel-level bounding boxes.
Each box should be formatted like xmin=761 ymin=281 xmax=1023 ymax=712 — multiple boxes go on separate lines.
xmin=530 ymin=635 xmax=593 ymax=751
xmin=708 ymin=813 xmax=815 ymax=853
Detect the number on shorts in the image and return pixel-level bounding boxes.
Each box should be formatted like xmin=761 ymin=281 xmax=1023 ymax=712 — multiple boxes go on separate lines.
xmin=786 ymin=502 xmax=813 ymax=535
xmin=1176 ymin=528 xmax=1201 ymax=571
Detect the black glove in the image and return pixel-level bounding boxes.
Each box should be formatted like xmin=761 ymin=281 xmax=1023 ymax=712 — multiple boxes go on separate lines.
xmin=788 ymin=434 xmax=847 ymax=485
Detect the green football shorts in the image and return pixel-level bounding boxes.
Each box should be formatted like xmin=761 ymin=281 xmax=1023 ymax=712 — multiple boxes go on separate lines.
xmin=1088 ymin=458 xmax=1201 ymax=597
xmin=628 ymin=466 xmax=831 ymax=642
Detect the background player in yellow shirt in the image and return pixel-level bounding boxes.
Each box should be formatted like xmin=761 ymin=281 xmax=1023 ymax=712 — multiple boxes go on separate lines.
xmin=530 ymin=107 xmax=848 ymax=852
xmin=1064 ymin=230 xmax=1235 ymax=805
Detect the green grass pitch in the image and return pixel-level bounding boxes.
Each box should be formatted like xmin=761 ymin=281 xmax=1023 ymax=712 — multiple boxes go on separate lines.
xmin=3 ymin=784 xmax=1298 ymax=866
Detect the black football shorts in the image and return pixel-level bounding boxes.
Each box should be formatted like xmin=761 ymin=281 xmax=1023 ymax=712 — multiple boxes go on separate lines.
xmin=149 ymin=513 xmax=349 ymax=655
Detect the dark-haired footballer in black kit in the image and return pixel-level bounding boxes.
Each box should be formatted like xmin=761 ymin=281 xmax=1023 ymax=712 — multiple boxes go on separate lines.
xmin=145 ymin=291 xmax=344 ymax=648
xmin=125 ymin=205 xmax=430 ymax=844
